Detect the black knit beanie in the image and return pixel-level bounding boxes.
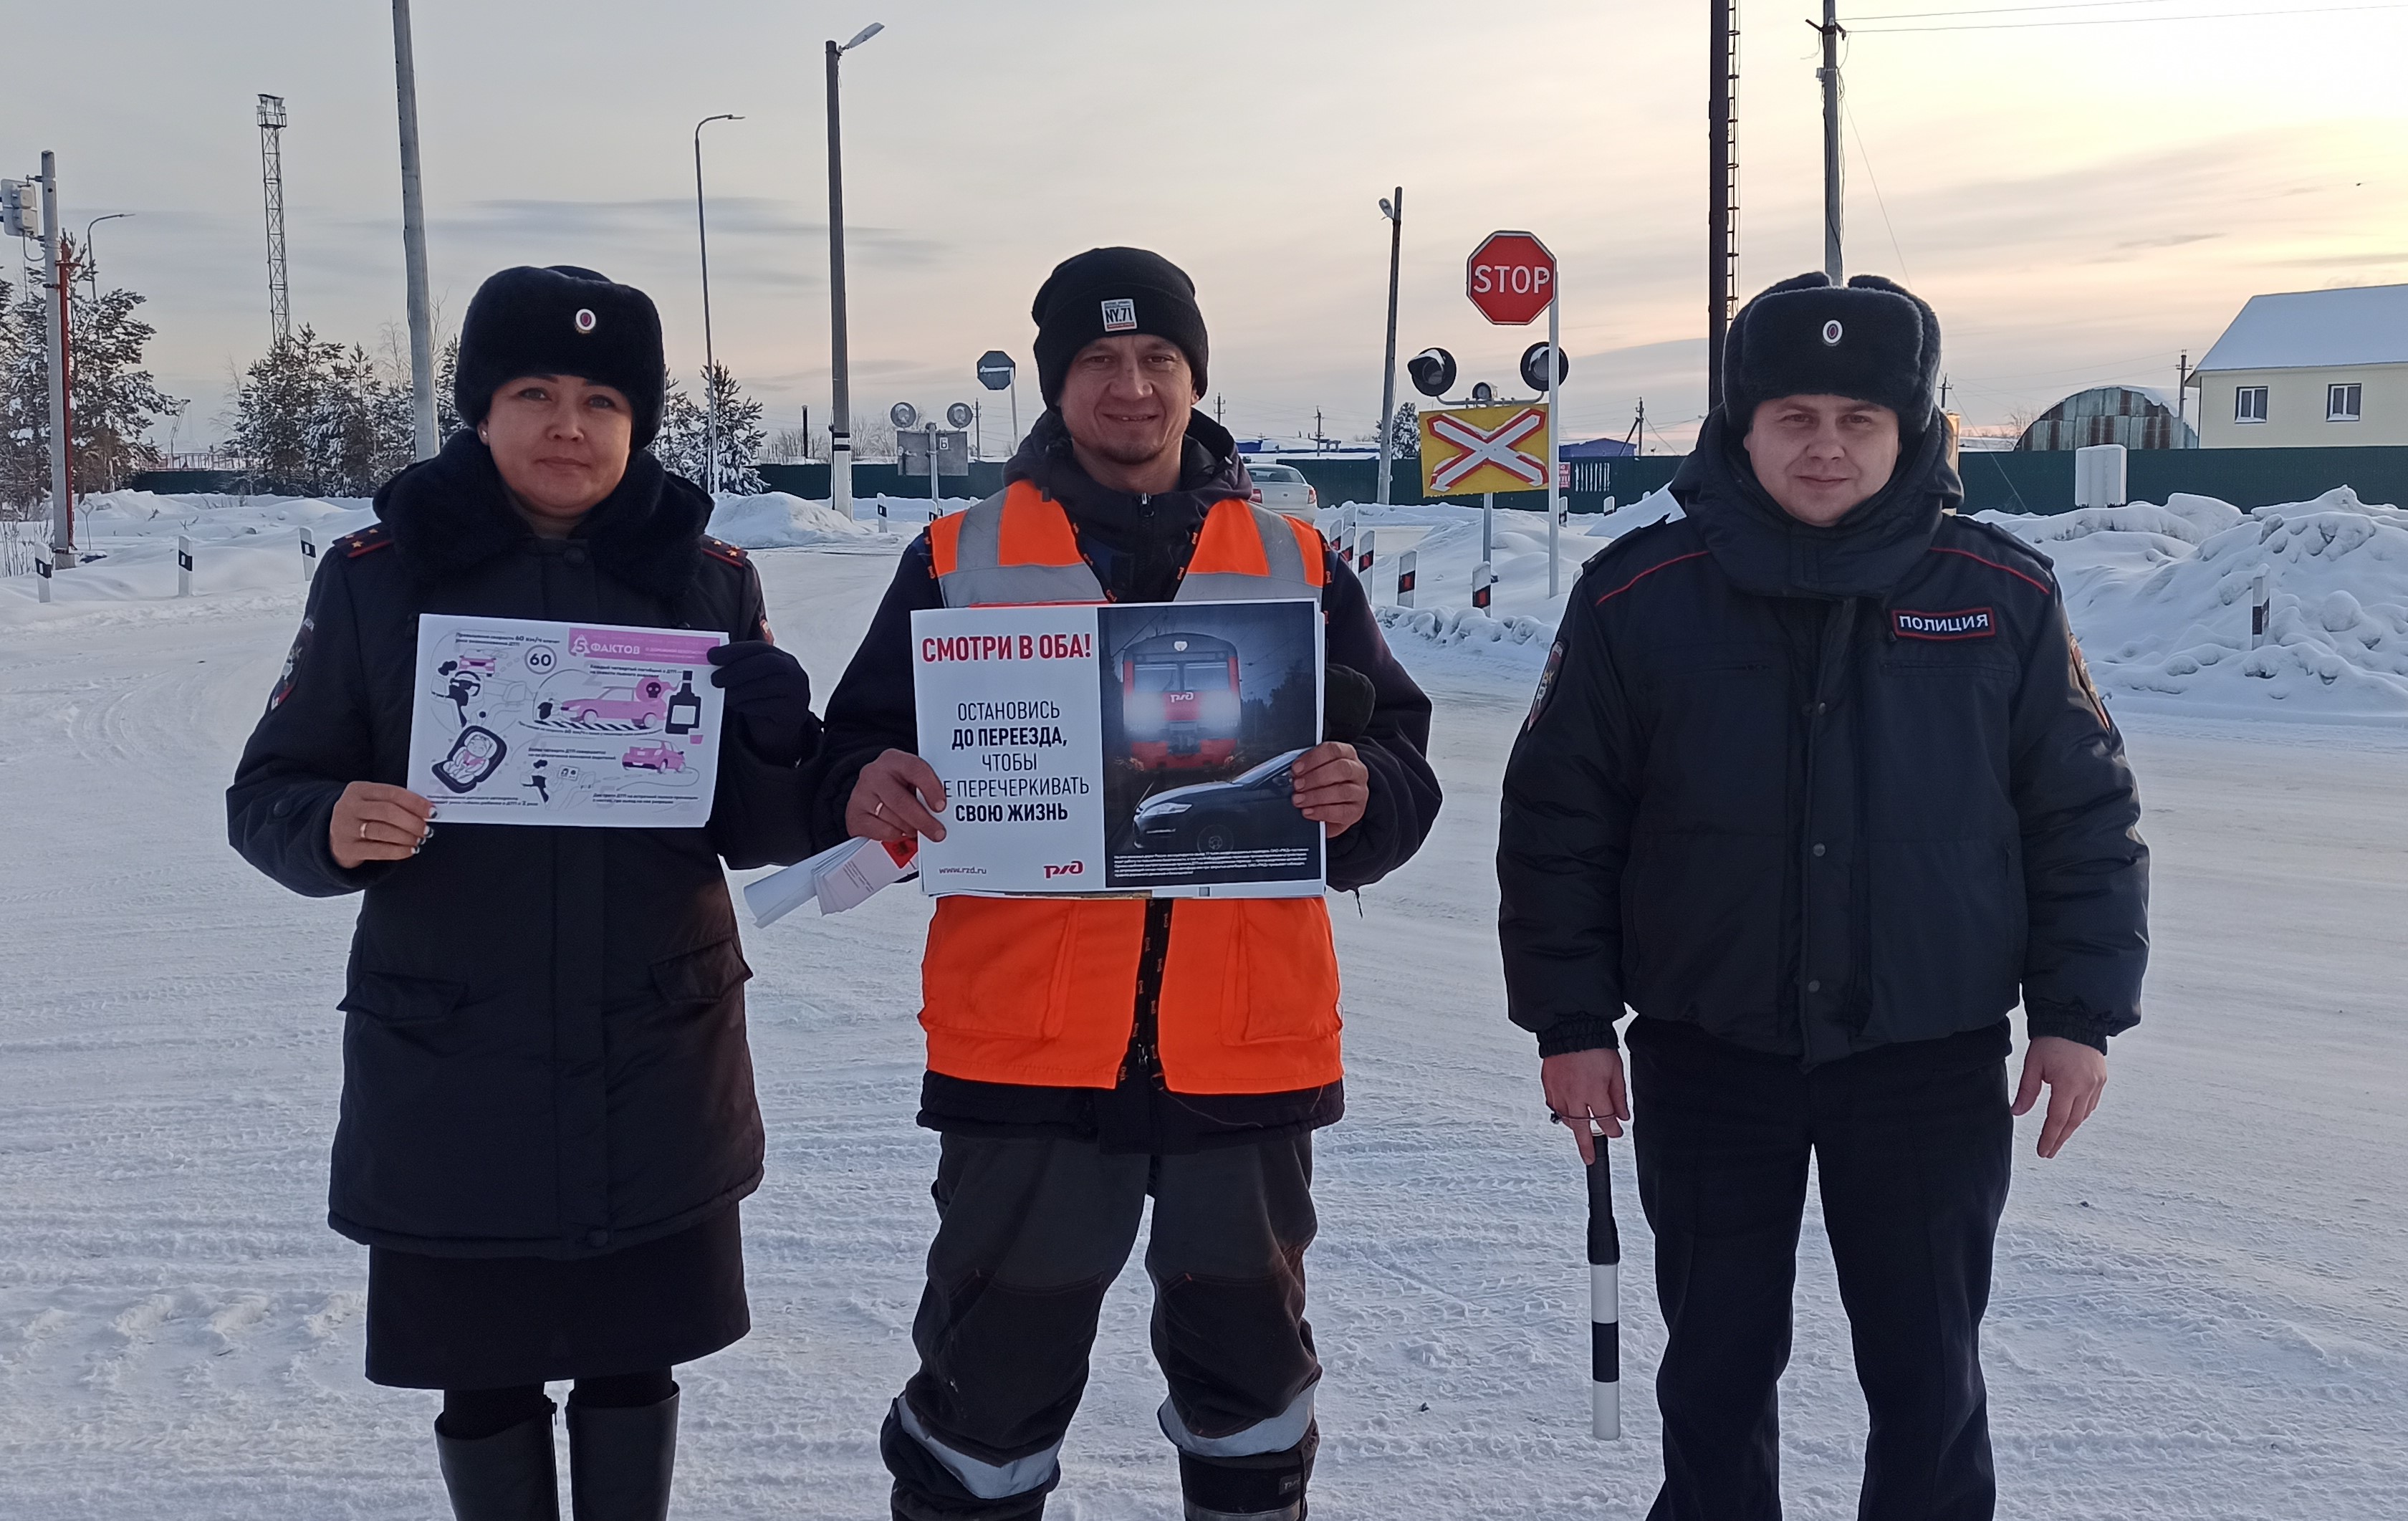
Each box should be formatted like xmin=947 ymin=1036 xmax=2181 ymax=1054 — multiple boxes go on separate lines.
xmin=1030 ymin=247 xmax=1209 ymax=406
xmin=1722 ymin=272 xmax=1939 ymax=433
xmin=454 ymin=265 xmax=667 ymax=450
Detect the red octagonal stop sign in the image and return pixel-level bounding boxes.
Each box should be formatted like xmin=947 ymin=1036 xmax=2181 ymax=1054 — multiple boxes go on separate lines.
xmin=1467 ymin=231 xmax=1557 ymax=326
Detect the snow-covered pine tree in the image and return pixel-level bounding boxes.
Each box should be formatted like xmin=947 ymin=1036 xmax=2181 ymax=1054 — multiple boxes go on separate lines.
xmin=653 ymin=364 xmax=767 ymax=494
xmin=0 ymin=253 xmax=186 ymax=507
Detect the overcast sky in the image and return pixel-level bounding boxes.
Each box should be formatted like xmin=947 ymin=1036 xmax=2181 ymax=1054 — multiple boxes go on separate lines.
xmin=9 ymin=0 xmax=2407 ymax=454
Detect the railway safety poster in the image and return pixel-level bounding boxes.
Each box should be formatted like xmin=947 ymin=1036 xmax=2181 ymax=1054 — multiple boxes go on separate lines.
xmin=407 ymin=613 xmax=727 ymax=828
xmin=910 ymin=599 xmax=1324 ymax=897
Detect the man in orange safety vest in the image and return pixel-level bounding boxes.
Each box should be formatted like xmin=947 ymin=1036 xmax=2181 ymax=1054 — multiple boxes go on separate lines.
xmin=812 ymin=247 xmax=1443 ymax=1521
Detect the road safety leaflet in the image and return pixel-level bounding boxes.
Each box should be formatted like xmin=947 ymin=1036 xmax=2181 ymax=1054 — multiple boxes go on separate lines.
xmin=910 ymin=600 xmax=1323 ymax=898
xmin=407 ymin=614 xmax=726 ymax=827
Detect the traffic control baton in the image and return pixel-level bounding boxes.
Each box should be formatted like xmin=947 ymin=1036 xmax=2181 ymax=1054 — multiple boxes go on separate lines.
xmin=1587 ymin=1145 xmax=1622 ymax=1440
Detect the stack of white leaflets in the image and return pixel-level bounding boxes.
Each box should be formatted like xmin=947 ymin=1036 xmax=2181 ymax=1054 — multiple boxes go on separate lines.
xmin=744 ymin=837 xmax=918 ymax=926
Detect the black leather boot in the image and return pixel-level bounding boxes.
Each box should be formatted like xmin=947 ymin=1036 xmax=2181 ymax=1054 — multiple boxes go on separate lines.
xmin=1176 ymin=1422 xmax=1318 ymax=1521
xmin=565 ymin=1386 xmax=680 ymax=1521
xmin=436 ymin=1402 xmax=560 ymax=1521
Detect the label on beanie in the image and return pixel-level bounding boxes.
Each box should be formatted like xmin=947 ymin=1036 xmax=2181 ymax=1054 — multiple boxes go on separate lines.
xmin=1100 ymin=297 xmax=1137 ymax=332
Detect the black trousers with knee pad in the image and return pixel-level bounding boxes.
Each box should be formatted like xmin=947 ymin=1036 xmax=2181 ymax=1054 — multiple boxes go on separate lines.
xmin=886 ymin=1133 xmax=1321 ymax=1521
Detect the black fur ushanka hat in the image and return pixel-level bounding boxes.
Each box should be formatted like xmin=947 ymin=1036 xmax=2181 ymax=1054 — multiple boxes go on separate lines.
xmin=454 ymin=265 xmax=666 ymax=449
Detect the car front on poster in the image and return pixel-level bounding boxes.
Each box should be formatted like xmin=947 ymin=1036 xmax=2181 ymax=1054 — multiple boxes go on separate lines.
xmin=1126 ymin=747 xmax=1310 ymax=855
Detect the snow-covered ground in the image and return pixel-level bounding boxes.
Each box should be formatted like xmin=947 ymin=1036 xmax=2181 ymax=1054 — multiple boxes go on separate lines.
xmin=2 ymin=488 xmax=2405 ymax=1517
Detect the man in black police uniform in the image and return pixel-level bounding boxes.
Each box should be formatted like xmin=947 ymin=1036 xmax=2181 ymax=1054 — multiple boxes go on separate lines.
xmin=1499 ymin=272 xmax=2149 ymax=1521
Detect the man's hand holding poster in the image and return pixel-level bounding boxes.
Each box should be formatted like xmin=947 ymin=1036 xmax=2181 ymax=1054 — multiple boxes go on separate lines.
xmin=911 ymin=599 xmax=1324 ymax=896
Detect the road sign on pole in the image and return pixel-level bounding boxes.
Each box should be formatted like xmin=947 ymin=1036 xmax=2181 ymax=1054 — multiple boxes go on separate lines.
xmin=1418 ymin=404 xmax=1553 ymax=497
xmin=1467 ymin=230 xmax=1566 ymax=595
xmin=1467 ymin=231 xmax=1556 ymax=327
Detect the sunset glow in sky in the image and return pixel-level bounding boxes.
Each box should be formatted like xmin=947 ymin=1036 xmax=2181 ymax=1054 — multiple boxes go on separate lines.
xmin=9 ymin=0 xmax=2408 ymax=452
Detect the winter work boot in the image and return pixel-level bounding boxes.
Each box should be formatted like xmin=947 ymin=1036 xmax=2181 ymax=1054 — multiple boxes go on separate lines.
xmin=565 ymin=1386 xmax=679 ymax=1521
xmin=1176 ymin=1424 xmax=1318 ymax=1521
xmin=436 ymin=1402 xmax=561 ymax=1521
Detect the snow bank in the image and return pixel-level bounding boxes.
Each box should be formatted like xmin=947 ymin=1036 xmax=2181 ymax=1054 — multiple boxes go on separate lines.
xmin=0 ymin=492 xmax=375 ymax=627
xmin=706 ymin=492 xmax=884 ymax=550
xmin=1353 ymin=486 xmax=2408 ymax=721
xmin=1984 ymin=486 xmax=2408 ymax=719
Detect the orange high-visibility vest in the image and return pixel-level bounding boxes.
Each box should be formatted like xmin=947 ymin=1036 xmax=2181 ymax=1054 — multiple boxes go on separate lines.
xmin=916 ymin=481 xmax=1343 ymax=1095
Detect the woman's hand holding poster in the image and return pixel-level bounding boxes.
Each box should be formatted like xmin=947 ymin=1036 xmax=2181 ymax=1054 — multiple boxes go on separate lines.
xmin=910 ymin=599 xmax=1324 ymax=897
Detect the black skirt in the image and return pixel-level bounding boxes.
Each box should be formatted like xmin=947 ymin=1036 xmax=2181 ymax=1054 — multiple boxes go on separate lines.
xmin=364 ymin=1206 xmax=749 ymax=1390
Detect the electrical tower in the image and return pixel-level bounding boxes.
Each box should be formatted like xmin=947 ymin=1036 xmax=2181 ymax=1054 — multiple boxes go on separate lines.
xmin=258 ymin=94 xmax=292 ymax=350
xmin=1707 ymin=1 xmax=1740 ymax=411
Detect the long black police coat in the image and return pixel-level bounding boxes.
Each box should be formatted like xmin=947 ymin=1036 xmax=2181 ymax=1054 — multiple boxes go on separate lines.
xmin=227 ymin=435 xmax=816 ymax=1258
xmin=1499 ymin=415 xmax=2148 ymax=1067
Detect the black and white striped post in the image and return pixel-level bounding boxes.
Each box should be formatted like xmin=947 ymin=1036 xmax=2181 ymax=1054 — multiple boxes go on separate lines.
xmin=1587 ymin=1145 xmax=1621 ymax=1439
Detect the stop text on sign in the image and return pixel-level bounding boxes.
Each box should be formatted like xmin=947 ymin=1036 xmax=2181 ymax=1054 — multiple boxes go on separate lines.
xmin=1472 ymin=262 xmax=1550 ymax=298
xmin=1467 ymin=230 xmax=1558 ymax=327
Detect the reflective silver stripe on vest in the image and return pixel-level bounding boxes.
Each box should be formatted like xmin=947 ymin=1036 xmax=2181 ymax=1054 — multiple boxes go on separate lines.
xmin=1179 ymin=505 xmax=1319 ymax=604
xmin=936 ymin=490 xmax=1105 ymax=608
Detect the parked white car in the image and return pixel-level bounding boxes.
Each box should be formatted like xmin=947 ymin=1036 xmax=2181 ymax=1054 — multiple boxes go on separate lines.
xmin=1245 ymin=462 xmax=1318 ymax=517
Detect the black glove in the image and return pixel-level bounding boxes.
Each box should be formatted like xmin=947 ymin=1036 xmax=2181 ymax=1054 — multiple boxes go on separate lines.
xmin=708 ymin=640 xmax=820 ymax=767
xmin=1323 ymin=663 xmax=1377 ymax=744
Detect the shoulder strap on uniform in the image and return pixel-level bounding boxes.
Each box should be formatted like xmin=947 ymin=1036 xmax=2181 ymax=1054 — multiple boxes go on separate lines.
xmin=701 ymin=534 xmax=749 ymax=567
xmin=337 ymin=524 xmax=393 ymax=558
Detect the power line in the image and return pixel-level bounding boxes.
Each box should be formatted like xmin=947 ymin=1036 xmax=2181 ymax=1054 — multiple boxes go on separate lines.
xmin=1843 ymin=100 xmax=1911 ymax=284
xmin=1851 ymin=3 xmax=2407 ymax=33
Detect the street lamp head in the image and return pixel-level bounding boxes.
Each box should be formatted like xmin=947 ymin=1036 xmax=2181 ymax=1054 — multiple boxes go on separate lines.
xmin=841 ymin=21 xmax=884 ymax=51
xmin=1378 ymin=198 xmax=1395 ymax=220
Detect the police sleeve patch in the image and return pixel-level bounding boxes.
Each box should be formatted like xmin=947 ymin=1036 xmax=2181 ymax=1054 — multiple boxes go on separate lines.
xmin=1525 ymin=639 xmax=1568 ymax=731
xmin=269 ymin=616 xmax=314 ymax=711
xmin=2069 ymin=632 xmax=2111 ymax=730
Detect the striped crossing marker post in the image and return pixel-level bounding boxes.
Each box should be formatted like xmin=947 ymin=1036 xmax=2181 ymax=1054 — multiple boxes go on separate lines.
xmin=1588 ymin=1145 xmax=1621 ymax=1439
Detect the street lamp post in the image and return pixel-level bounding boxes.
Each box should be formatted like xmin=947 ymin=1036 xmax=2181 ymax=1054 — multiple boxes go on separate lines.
xmin=693 ymin=112 xmax=742 ymax=495
xmin=392 ymin=0 xmax=438 ymax=459
xmin=825 ymin=21 xmax=883 ymax=520
xmin=1376 ymin=188 xmax=1403 ymax=506
xmin=82 ymin=213 xmax=131 ymax=296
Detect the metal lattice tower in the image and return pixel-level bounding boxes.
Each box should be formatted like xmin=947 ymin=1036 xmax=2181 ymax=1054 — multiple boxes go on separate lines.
xmin=258 ymin=94 xmax=291 ymax=350
xmin=1707 ymin=1 xmax=1741 ymax=410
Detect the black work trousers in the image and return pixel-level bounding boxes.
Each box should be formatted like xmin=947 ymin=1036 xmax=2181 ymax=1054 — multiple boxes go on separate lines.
xmin=1629 ymin=1017 xmax=2013 ymax=1521
xmin=884 ymin=1131 xmax=1321 ymax=1520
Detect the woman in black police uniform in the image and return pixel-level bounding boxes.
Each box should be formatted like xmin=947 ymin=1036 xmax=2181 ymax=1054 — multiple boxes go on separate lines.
xmin=228 ymin=266 xmax=821 ymax=1521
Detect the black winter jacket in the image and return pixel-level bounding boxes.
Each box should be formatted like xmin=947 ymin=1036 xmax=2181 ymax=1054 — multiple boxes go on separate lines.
xmin=1498 ymin=415 xmax=2147 ymax=1066
xmin=226 ymin=434 xmax=818 ymax=1257
xmin=812 ymin=411 xmax=1444 ymax=1151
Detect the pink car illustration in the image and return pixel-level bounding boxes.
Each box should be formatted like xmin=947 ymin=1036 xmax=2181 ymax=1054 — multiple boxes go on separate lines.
xmin=620 ymin=742 xmax=686 ymax=774
xmin=549 ymin=676 xmax=671 ymax=728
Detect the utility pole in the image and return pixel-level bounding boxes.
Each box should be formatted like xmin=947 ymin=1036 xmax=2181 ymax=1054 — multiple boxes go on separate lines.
xmin=1376 ymin=187 xmax=1403 ymax=504
xmin=39 ymin=153 xmax=72 ymax=567
xmin=1707 ymin=1 xmax=1740 ymax=411
xmin=826 ymin=23 xmax=884 ymax=520
xmin=1816 ymin=0 xmax=1844 ymax=283
xmin=2177 ymin=351 xmax=2190 ymax=445
xmin=258 ymin=95 xmax=292 ymax=351
xmin=392 ymin=0 xmax=438 ymax=458
xmin=694 ymin=112 xmax=742 ymax=495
